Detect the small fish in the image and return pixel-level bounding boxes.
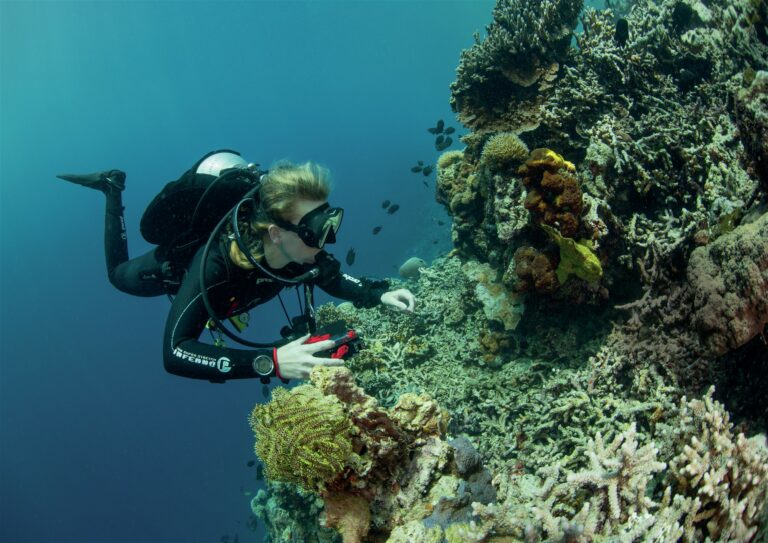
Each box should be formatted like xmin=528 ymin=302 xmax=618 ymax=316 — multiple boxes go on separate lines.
xmin=427 ymin=119 xmax=445 ymax=134
xmin=247 ymin=460 xmax=256 ymax=467
xmin=444 ymin=127 xmax=455 ymax=135
xmin=433 ymin=240 xmax=438 ymax=244
xmin=372 ymin=226 xmax=382 ymax=235
xmin=422 ymin=165 xmax=433 ymax=176
xmin=381 ymin=199 xmax=391 ymax=209
xmin=423 ymin=181 xmax=428 ymax=187
xmin=435 ymin=135 xmax=445 ymax=146
xmin=615 ymin=18 xmax=629 ymax=46
xmin=437 ymin=220 xmax=445 ymax=226
xmin=387 ymin=204 xmax=400 ymax=215
xmin=410 ymin=165 xmax=423 ymax=173
xmin=346 ymin=248 xmax=356 ymax=266
xmin=417 ymin=160 xmax=424 ymax=165
xmin=437 ymin=136 xmax=453 ymax=151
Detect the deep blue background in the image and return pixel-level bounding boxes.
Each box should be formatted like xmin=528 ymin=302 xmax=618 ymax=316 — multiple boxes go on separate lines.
xmin=0 ymin=2 xmax=495 ymax=542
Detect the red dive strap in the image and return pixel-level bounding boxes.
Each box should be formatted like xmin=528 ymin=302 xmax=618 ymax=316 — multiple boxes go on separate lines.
xmin=272 ymin=347 xmax=283 ymax=379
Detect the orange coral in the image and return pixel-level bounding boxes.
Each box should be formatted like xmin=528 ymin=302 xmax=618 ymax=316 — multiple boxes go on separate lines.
xmin=518 ymin=148 xmax=583 ymax=237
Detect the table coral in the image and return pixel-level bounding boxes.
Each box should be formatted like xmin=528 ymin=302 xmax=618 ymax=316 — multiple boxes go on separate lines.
xmin=450 ymin=0 xmax=584 ymax=133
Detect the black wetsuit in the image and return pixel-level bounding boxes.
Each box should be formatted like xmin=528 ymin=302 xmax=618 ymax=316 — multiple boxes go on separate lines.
xmin=103 ymin=189 xmax=388 ymax=383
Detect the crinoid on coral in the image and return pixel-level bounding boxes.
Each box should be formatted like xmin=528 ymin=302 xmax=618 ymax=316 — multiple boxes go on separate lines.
xmin=249 ymin=385 xmax=353 ymax=492
xmin=250 ymin=365 xmax=497 ymax=543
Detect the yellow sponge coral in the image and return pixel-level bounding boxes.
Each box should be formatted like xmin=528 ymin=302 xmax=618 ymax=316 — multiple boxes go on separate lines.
xmin=249 ymin=385 xmax=353 ymax=491
xmin=541 ymin=223 xmax=603 ymax=285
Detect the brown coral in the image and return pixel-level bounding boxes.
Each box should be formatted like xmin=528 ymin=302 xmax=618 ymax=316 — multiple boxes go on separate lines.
xmin=512 ymin=246 xmax=559 ymax=293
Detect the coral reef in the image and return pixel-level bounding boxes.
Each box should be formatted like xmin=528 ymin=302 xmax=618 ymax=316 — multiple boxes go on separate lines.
xmin=250 ymin=365 xmax=496 ymax=543
xmin=249 ymin=0 xmax=768 ymax=540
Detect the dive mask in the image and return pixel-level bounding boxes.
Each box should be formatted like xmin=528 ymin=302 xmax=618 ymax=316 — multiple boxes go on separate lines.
xmin=273 ymin=202 xmax=343 ymax=249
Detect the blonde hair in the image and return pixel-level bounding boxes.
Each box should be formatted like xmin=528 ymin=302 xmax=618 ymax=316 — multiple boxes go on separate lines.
xmin=227 ymin=161 xmax=333 ymax=267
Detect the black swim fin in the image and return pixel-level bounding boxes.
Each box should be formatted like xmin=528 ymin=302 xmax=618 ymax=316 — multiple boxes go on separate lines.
xmin=56 ymin=169 xmax=126 ymax=193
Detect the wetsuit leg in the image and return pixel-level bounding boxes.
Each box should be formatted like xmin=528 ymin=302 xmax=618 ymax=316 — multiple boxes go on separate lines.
xmin=104 ymin=191 xmax=168 ymax=297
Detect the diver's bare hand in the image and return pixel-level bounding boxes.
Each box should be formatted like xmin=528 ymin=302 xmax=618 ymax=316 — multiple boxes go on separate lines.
xmin=275 ymin=334 xmax=343 ymax=380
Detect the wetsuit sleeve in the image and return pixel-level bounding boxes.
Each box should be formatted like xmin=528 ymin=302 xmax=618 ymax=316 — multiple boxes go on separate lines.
xmin=162 ymin=244 xmax=275 ymax=383
xmin=314 ymin=251 xmax=390 ymax=309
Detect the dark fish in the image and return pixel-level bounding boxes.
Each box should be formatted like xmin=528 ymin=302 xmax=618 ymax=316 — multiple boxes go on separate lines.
xmin=444 ymin=127 xmax=455 ymax=135
xmin=437 ymin=220 xmax=445 ymax=226
xmin=436 ymin=119 xmax=444 ymax=132
xmin=346 ymin=248 xmax=356 ymax=266
xmin=372 ymin=226 xmax=382 ymax=235
xmin=438 ymin=136 xmax=454 ymax=151
xmin=427 ymin=127 xmax=440 ymax=134
xmin=435 ymin=135 xmax=445 ymax=146
xmin=423 ymin=181 xmax=428 ymax=187
xmin=417 ymin=160 xmax=424 ymax=165
xmin=382 ymin=199 xmax=391 ymax=209
xmin=422 ymin=165 xmax=433 ymax=176
xmin=671 ymin=2 xmax=694 ymax=33
xmin=433 ymin=240 xmax=438 ymax=244
xmin=255 ymin=464 xmax=264 ymax=480
xmin=387 ymin=204 xmax=400 ymax=215
xmin=247 ymin=460 xmax=256 ymax=467
xmin=615 ymin=18 xmax=629 ymax=46
xmin=410 ymin=165 xmax=423 ymax=173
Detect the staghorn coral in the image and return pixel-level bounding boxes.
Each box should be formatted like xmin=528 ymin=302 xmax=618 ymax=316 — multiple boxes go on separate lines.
xmin=249 ymin=385 xmax=353 ymax=492
xmin=664 ymin=387 xmax=768 ymax=541
xmin=564 ymin=422 xmax=666 ymax=523
xmin=734 ymin=70 xmax=768 ymax=200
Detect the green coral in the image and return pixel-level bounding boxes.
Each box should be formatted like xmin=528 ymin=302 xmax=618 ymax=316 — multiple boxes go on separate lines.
xmin=540 ymin=223 xmax=603 ymax=285
xmin=249 ymin=385 xmax=353 ymax=491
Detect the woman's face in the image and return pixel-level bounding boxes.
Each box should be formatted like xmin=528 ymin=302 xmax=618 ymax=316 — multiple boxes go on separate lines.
xmin=274 ymin=199 xmax=326 ymax=265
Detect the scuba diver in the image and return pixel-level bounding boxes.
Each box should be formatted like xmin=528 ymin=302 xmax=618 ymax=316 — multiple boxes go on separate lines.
xmin=57 ymin=150 xmax=416 ymax=383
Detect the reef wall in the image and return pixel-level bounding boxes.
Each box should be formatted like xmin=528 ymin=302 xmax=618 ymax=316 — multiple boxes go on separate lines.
xmin=249 ymin=0 xmax=768 ymax=541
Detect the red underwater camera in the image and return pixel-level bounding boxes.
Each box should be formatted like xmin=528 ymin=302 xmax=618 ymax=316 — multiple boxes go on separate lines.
xmin=303 ymin=320 xmax=362 ymax=360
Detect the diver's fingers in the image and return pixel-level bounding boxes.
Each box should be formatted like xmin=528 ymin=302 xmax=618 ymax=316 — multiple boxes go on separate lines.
xmin=305 ymin=339 xmax=336 ymax=354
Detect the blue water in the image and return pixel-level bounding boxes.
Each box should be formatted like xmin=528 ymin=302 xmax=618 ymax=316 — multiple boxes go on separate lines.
xmin=0 ymin=1 xmax=496 ymax=542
